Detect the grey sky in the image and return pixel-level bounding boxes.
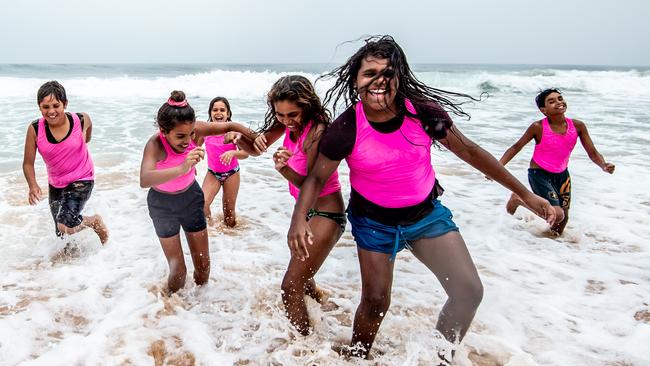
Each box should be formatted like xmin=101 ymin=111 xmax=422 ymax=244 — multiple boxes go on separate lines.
xmin=1 ymin=0 xmax=648 ymax=66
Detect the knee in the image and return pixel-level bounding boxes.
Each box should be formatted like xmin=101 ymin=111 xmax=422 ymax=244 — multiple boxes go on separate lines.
xmin=361 ymin=291 xmax=391 ymax=317
xmin=449 ymin=279 xmax=483 ymax=309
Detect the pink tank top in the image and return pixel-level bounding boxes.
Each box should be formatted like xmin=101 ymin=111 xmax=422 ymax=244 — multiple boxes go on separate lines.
xmin=283 ymin=121 xmax=341 ymax=200
xmin=532 ymin=117 xmax=578 ymax=173
xmin=205 ymin=134 xmax=239 ymax=172
xmin=36 ymin=112 xmax=94 ymax=188
xmin=154 ymin=133 xmax=197 ymax=192
xmin=347 ymin=99 xmax=436 ymax=208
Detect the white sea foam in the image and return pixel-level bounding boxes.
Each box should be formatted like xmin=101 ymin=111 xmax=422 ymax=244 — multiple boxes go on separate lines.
xmin=1 ymin=65 xmax=649 ymax=365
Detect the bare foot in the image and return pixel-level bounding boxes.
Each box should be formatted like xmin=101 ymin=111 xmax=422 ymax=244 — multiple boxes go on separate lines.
xmin=90 ymin=216 xmax=109 ymax=245
xmin=506 ymin=193 xmax=522 ymax=215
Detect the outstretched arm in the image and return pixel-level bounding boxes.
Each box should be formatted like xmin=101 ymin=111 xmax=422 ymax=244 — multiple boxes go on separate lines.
xmin=575 ymin=120 xmax=615 ymax=173
xmin=227 ymin=123 xmax=285 ymax=157
xmin=287 ymin=154 xmax=342 ymax=261
xmin=440 ymin=125 xmax=556 ymax=224
xmin=195 ymin=121 xmax=258 ymax=141
xmin=22 ymin=125 xmax=42 ymax=204
xmin=497 ymin=122 xmax=540 ymax=166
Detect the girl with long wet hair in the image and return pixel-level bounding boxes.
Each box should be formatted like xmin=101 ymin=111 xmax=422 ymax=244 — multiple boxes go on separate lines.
xmin=286 ymin=36 xmax=556 ymax=363
xmin=229 ymin=75 xmax=345 ymax=335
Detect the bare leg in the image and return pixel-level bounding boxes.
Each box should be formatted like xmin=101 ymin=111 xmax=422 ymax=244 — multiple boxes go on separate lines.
xmin=221 ymin=172 xmax=240 ymax=227
xmin=57 ymin=214 xmax=109 ymax=244
xmin=348 ymin=248 xmax=395 ymax=358
xmin=410 ymin=231 xmax=483 ymax=347
xmin=158 ymin=235 xmax=188 ymax=293
xmin=185 ymin=229 xmax=211 ymax=286
xmin=201 ymin=172 xmax=222 ymax=221
xmin=281 ymin=215 xmax=342 ymax=335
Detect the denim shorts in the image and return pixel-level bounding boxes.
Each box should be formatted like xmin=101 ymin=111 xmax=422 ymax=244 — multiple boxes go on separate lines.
xmin=348 ymin=199 xmax=459 ymax=260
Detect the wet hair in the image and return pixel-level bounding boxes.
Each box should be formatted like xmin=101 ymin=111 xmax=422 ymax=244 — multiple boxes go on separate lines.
xmin=320 ymin=35 xmax=481 ymax=140
xmin=208 ymin=96 xmax=232 ymax=121
xmin=259 ymin=75 xmax=330 ymax=134
xmin=156 ymin=90 xmax=196 ymax=133
xmin=535 ymin=88 xmax=562 ymax=109
xmin=37 ymin=81 xmax=67 ymax=105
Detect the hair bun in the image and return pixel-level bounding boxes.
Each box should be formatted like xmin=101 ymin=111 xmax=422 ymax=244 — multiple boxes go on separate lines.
xmin=170 ymin=90 xmax=186 ymax=103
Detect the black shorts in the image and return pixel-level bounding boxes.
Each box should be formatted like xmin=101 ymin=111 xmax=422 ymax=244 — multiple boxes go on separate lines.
xmin=49 ymin=180 xmax=94 ymax=234
xmin=147 ymin=180 xmax=207 ymax=238
xmin=528 ymin=168 xmax=571 ymax=209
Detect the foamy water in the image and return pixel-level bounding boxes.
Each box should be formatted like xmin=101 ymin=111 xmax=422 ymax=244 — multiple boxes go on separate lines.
xmin=1 ymin=64 xmax=649 ymax=366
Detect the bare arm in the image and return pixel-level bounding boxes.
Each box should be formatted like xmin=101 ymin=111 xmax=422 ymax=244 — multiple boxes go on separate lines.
xmin=287 ymin=154 xmax=342 ymax=260
xmin=497 ymin=122 xmax=540 ymax=166
xmin=574 ymin=120 xmax=615 ymax=173
xmin=22 ymin=125 xmax=42 ymax=204
xmin=195 ymin=121 xmax=258 ymax=141
xmin=81 ymin=112 xmax=93 ymax=143
xmin=440 ymin=125 xmax=556 ymax=223
xmin=139 ymin=135 xmax=204 ymax=188
xmin=276 ymin=124 xmax=324 ymax=187
xmin=229 ymin=123 xmax=285 ymax=157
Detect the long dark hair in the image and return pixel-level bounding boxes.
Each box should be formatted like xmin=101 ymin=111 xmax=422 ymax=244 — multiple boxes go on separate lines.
xmin=259 ymin=75 xmax=330 ymax=135
xmin=208 ymin=96 xmax=232 ymax=121
xmin=320 ymin=35 xmax=481 ymax=139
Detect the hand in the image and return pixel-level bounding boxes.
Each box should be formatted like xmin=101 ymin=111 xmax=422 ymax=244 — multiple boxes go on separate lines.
xmin=602 ymin=162 xmax=615 ymax=174
xmin=219 ymin=150 xmax=236 ymax=165
xmin=521 ymin=192 xmax=557 ymax=225
xmin=287 ymin=218 xmax=314 ymax=261
xmin=254 ymin=134 xmax=268 ymax=154
xmin=28 ymin=185 xmax=42 ymax=205
xmin=223 ymin=131 xmax=241 ymax=144
xmin=181 ymin=146 xmax=205 ymax=173
xmin=273 ymin=146 xmax=292 ymax=171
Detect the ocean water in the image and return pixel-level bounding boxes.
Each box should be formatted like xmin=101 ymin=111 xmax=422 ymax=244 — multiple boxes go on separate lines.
xmin=0 ymin=63 xmax=649 ymax=366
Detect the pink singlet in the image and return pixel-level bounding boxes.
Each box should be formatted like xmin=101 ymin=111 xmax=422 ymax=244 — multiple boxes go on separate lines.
xmin=205 ymin=134 xmax=239 ymax=172
xmin=346 ymin=99 xmax=436 ymax=208
xmin=154 ymin=133 xmax=197 ymax=192
xmin=283 ymin=121 xmax=341 ymax=200
xmin=532 ymin=117 xmax=578 ymax=173
xmin=36 ymin=112 xmax=94 ymax=188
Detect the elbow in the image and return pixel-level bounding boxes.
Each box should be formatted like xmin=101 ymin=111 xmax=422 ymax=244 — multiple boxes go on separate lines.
xmin=139 ymin=175 xmax=151 ymax=189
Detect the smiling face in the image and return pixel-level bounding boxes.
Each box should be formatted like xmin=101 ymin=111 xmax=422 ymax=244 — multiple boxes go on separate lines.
xmin=38 ymin=94 xmax=68 ymax=126
xmin=354 ymin=55 xmax=398 ymax=120
xmin=273 ymin=100 xmax=304 ymax=131
xmin=162 ymin=121 xmax=196 ymax=153
xmin=540 ymin=92 xmax=567 ymax=117
xmin=210 ymin=101 xmax=231 ymax=122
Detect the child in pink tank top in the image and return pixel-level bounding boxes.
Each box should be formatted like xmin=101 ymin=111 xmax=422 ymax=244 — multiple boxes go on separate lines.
xmin=22 ymin=81 xmax=108 ymax=247
xmin=496 ymin=88 xmax=615 ymax=235
xmin=139 ymin=90 xmax=257 ymax=294
xmin=285 ymin=36 xmax=557 ymax=362
xmin=199 ymin=97 xmax=249 ymax=227
xmin=230 ymin=75 xmax=345 ymax=336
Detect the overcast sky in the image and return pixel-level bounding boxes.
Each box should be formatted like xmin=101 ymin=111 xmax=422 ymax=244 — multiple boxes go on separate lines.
xmin=1 ymin=0 xmax=648 ymax=66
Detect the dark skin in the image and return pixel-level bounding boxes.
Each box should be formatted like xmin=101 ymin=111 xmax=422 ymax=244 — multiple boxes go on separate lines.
xmin=140 ymin=119 xmax=256 ymax=293
xmin=497 ymin=92 xmax=615 ymax=235
xmin=286 ymin=56 xmax=556 ymax=359
xmin=229 ymin=99 xmax=345 ymax=335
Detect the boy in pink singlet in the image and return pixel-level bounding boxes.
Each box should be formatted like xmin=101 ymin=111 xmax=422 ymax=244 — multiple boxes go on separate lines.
xmin=139 ymin=90 xmax=256 ymax=293
xmin=497 ymin=88 xmax=615 ymax=235
xmin=22 ymin=81 xmax=108 ymax=245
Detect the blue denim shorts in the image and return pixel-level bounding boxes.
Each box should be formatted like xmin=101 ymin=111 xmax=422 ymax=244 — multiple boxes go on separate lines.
xmin=348 ymin=199 xmax=459 ymax=260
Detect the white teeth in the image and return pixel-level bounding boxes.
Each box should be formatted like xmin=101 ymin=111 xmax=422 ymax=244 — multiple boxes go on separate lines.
xmin=370 ymin=89 xmax=386 ymax=94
